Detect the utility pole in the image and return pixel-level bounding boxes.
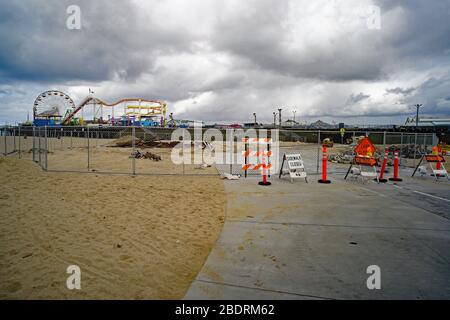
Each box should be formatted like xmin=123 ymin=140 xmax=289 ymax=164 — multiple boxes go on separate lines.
xmin=278 ymin=108 xmax=282 ymax=127
xmin=273 ymin=112 xmax=277 ymax=126
xmin=414 ymin=104 xmax=423 ymax=131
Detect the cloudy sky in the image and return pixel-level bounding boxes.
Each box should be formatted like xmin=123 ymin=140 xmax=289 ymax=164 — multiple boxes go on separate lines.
xmin=0 ymin=0 xmax=450 ymax=125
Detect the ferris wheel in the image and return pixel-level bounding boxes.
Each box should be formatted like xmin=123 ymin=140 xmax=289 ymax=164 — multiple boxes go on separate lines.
xmin=33 ymin=90 xmax=75 ymax=120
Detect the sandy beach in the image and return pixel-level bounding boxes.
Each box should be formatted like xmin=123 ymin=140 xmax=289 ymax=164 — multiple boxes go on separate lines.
xmin=0 ymin=157 xmax=226 ymax=299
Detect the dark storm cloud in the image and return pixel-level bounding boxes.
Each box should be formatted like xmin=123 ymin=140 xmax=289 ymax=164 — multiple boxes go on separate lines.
xmin=210 ymin=0 xmax=450 ymax=83
xmin=0 ymin=0 xmax=193 ymax=83
xmin=404 ymin=76 xmax=450 ymax=114
xmin=210 ymin=1 xmax=386 ymax=82
xmin=375 ymin=0 xmax=450 ymax=59
xmin=348 ymin=93 xmax=370 ymax=103
xmin=385 ymin=87 xmax=416 ymax=96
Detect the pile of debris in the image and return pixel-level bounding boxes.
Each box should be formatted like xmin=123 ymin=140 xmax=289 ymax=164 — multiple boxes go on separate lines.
xmin=110 ymin=135 xmax=217 ymax=151
xmin=136 ymin=140 xmax=179 ymax=148
xmin=328 ymin=147 xmax=394 ymax=166
xmin=129 ymin=150 xmax=162 ymax=161
xmin=388 ymin=144 xmax=429 ymax=159
xmin=110 ymin=135 xmax=178 ymax=149
xmin=328 ymin=148 xmax=354 ymax=164
xmin=328 ymin=144 xmax=430 ymax=164
xmin=113 ymin=135 xmax=141 ymax=147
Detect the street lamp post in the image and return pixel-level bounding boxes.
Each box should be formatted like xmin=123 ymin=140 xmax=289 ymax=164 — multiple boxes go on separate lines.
xmin=414 ymin=104 xmax=423 ymax=131
xmin=292 ymin=110 xmax=297 ymax=124
xmin=273 ymin=112 xmax=276 ymax=126
xmin=278 ymin=108 xmax=282 ymax=127
xmin=253 ymin=113 xmax=257 ymax=125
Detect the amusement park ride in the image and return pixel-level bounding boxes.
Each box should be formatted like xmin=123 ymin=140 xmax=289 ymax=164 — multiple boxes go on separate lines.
xmin=32 ymin=90 xmax=169 ymax=127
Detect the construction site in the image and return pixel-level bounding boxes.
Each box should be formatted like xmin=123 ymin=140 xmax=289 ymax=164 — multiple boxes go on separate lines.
xmin=1 ymin=108 xmax=449 ymax=299
xmin=2 ymin=1 xmax=450 ymax=315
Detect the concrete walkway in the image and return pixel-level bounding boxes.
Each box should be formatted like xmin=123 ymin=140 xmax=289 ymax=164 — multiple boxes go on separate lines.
xmin=185 ymin=169 xmax=450 ymax=299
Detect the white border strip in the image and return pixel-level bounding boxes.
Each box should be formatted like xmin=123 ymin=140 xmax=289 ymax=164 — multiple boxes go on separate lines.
xmin=413 ymin=191 xmax=450 ymax=203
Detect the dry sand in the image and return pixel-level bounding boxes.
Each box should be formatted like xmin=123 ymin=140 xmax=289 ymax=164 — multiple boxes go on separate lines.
xmin=0 ymin=157 xmax=226 ymax=299
xmin=46 ymin=144 xmax=218 ymax=175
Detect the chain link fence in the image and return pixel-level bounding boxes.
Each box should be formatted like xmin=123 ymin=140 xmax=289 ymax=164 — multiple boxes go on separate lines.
xmin=1 ymin=126 xmax=438 ymax=177
xmin=275 ymin=130 xmax=436 ymax=174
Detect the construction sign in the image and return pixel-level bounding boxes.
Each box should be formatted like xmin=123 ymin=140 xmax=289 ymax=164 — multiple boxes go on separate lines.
xmin=354 ymin=156 xmax=377 ymax=167
xmin=424 ymin=155 xmax=445 ymax=163
xmin=345 ymin=136 xmax=379 ymax=182
xmin=412 ymin=150 xmax=449 ymax=181
xmin=354 ymin=137 xmax=376 ymax=157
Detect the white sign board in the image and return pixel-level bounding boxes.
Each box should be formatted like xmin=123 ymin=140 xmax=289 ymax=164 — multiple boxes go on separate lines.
xmin=279 ymin=153 xmax=308 ymax=183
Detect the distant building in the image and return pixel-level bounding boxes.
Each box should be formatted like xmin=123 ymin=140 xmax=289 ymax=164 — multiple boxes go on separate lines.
xmin=280 ymin=119 xmax=300 ymax=128
xmin=214 ymin=124 xmax=242 ymax=129
xmin=405 ymin=117 xmax=450 ymax=128
xmin=243 ymin=122 xmax=262 ymax=128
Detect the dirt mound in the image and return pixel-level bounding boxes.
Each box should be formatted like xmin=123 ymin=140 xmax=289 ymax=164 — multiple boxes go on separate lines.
xmin=110 ymin=135 xmax=141 ymax=147
xmin=109 ymin=135 xmax=178 ymax=148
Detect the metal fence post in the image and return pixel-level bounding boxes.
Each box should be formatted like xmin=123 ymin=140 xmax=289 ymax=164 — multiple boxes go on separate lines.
xmin=182 ymin=128 xmax=187 ymax=175
xmin=383 ymin=131 xmax=386 ymax=151
xmin=32 ymin=126 xmax=36 ymax=161
xmin=132 ymin=126 xmax=136 ymax=175
xmin=400 ymin=132 xmax=404 ymax=166
xmin=70 ymin=130 xmax=73 ymax=149
xmin=18 ymin=126 xmax=21 ymax=159
xmin=432 ymin=132 xmax=438 ymax=146
xmin=4 ymin=126 xmax=7 ymax=155
xmin=422 ymin=133 xmax=426 ymax=153
xmin=87 ymin=126 xmax=90 ymax=171
xmin=413 ymin=132 xmax=418 ymax=168
xmin=38 ymin=127 xmax=42 ymax=165
xmin=13 ymin=127 xmax=16 ymax=152
xmin=44 ymin=126 xmax=48 ymax=171
xmin=316 ymin=130 xmax=321 ymax=173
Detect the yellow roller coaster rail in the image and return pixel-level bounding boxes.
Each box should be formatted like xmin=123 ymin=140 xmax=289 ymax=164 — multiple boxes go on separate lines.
xmin=125 ymin=105 xmax=166 ymax=120
xmin=61 ymin=96 xmax=167 ymax=125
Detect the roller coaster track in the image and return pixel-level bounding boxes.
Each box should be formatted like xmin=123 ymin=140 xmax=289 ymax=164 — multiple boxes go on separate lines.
xmin=61 ymin=96 xmax=167 ymax=125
